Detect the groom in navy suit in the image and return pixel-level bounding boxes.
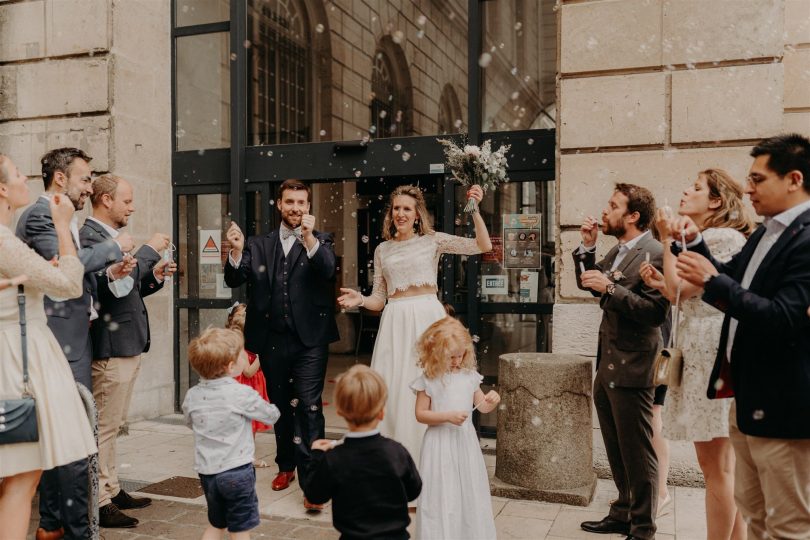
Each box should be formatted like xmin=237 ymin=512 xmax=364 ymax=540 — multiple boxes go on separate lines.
xmin=224 ymin=179 xmax=339 ymax=509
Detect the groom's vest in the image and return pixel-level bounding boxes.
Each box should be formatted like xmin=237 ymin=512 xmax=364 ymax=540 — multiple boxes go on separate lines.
xmin=268 ymin=240 xmax=297 ymax=334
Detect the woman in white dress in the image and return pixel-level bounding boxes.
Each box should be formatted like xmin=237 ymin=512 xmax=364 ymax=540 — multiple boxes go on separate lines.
xmin=412 ymin=317 xmax=500 ymax=540
xmin=640 ymin=168 xmax=753 ymax=540
xmin=337 ymin=184 xmax=492 ymax=464
xmin=0 ymin=155 xmax=97 ymax=538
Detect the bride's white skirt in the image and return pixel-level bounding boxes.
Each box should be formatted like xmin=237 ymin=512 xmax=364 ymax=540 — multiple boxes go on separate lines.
xmin=370 ymin=294 xmax=447 ymax=466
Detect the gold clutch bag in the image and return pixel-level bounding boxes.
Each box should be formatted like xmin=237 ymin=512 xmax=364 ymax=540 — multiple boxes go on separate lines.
xmin=653 ymin=347 xmax=683 ymax=387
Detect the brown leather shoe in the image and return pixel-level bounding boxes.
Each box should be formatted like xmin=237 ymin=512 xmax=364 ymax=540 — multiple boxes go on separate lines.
xmin=304 ymin=497 xmax=324 ymax=511
xmin=35 ymin=527 xmax=64 ymax=540
xmin=271 ymin=470 xmax=296 ymax=491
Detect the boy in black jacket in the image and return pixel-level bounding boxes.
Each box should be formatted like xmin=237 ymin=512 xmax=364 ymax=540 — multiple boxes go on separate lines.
xmin=303 ymin=365 xmax=422 ymax=539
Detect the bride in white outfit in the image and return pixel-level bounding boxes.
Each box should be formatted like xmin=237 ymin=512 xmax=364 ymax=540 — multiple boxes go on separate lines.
xmin=338 ymin=184 xmax=492 ymax=464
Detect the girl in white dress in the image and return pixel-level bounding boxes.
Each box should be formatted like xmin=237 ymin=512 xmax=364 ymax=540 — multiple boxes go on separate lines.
xmin=410 ymin=316 xmax=500 ymax=540
xmin=640 ymin=168 xmax=753 ymax=540
xmin=0 ymin=155 xmax=97 ymax=538
xmin=337 ymin=184 xmax=492 ymax=465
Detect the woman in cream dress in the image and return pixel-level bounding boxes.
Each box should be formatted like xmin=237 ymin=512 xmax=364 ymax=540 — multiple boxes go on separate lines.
xmin=641 ymin=168 xmax=753 ymax=540
xmin=338 ymin=184 xmax=492 ymax=465
xmin=0 ymin=155 xmax=97 ymax=538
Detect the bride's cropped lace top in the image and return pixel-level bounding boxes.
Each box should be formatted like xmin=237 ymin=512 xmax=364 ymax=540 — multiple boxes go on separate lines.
xmin=369 ymin=232 xmax=482 ymax=302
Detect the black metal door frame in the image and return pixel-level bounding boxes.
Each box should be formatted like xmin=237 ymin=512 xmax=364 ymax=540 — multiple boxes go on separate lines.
xmin=171 ymin=0 xmax=556 ymax=413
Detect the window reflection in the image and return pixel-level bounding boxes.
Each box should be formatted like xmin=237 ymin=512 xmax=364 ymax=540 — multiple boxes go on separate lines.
xmin=438 ymin=84 xmax=464 ymax=134
xmin=248 ymin=0 xmax=312 ymax=145
xmin=175 ymin=33 xmax=231 ymax=150
xmin=176 ymin=0 xmax=229 ymax=27
xmin=453 ymin=181 xmax=556 ymax=304
xmin=178 ymin=308 xmax=229 ymax=404
xmin=245 ymin=0 xmax=468 ymax=144
xmin=483 ymin=0 xmax=557 ymax=132
xmin=178 ymin=193 xmax=231 ymax=299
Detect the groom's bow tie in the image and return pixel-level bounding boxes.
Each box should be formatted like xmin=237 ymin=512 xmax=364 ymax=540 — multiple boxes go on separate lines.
xmin=280 ymin=227 xmax=302 ymax=241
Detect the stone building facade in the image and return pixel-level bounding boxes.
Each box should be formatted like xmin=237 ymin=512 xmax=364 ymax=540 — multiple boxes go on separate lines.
xmin=1 ymin=0 xmax=174 ymax=418
xmin=553 ymin=0 xmax=810 ymax=357
xmin=1 ymin=0 xmax=808 ymax=420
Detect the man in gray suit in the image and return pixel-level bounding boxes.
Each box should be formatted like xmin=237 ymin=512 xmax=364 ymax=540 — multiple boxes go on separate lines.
xmin=16 ymin=148 xmax=134 ymax=540
xmin=573 ymin=183 xmax=669 ymax=540
xmin=80 ymin=174 xmax=176 ymax=529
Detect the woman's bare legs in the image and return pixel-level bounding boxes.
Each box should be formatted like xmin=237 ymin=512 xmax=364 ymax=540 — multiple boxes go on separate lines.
xmin=201 ymin=525 xmax=224 ymax=539
xmin=652 ymin=404 xmax=671 ymax=506
xmin=694 ymin=437 xmax=746 ymax=540
xmin=0 ymin=469 xmax=43 ymax=539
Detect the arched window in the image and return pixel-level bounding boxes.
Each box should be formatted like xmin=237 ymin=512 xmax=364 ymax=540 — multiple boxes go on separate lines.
xmin=249 ymin=0 xmax=312 ymax=144
xmin=438 ymin=84 xmax=463 ymax=134
xmin=369 ymin=36 xmax=413 ymax=138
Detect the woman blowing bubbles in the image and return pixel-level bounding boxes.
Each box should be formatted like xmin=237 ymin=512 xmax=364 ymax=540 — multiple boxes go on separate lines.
xmin=338 ymin=184 xmax=492 ymax=465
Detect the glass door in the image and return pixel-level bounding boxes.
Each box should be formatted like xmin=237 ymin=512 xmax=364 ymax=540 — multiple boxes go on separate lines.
xmin=454 ymin=177 xmax=556 ymax=435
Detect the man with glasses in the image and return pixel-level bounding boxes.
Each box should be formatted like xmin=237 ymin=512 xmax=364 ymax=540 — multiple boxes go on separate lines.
xmin=674 ymin=134 xmax=810 ymax=539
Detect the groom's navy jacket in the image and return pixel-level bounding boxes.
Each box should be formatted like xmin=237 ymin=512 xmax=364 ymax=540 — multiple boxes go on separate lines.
xmin=224 ymin=228 xmax=339 ymax=353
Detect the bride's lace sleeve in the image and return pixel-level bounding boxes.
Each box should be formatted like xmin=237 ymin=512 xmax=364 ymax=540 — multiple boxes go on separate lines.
xmin=703 ymin=227 xmax=746 ymax=264
xmin=433 ymin=232 xmax=482 ymax=256
xmin=369 ymin=245 xmax=387 ymax=303
xmin=0 ymin=228 xmax=83 ymax=299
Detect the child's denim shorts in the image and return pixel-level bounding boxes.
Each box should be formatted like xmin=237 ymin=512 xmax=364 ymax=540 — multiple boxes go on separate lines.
xmin=199 ymin=463 xmax=259 ymax=532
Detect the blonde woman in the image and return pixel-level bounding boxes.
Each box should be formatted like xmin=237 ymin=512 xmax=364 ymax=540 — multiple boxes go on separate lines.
xmin=338 ymin=184 xmax=492 ymax=465
xmin=641 ymin=168 xmax=753 ymax=540
xmin=0 ymin=155 xmax=96 ymax=539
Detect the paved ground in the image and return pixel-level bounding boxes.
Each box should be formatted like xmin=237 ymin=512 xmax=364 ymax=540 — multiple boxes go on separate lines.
xmin=25 ymin=355 xmax=709 ymax=538
xmin=25 ymin=417 xmax=707 ymax=539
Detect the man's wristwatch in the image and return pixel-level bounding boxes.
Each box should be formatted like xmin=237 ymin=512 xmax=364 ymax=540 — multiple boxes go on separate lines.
xmin=605 ymin=283 xmax=616 ymax=296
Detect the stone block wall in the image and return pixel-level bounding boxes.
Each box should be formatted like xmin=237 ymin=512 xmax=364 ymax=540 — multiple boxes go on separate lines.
xmin=553 ymin=0 xmax=792 ymax=355
xmin=784 ymin=0 xmax=810 ymax=136
xmin=0 ymin=0 xmax=173 ymax=419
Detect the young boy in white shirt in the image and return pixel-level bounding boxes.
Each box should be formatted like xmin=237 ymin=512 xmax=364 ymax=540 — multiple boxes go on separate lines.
xmin=183 ymin=328 xmax=280 ymax=540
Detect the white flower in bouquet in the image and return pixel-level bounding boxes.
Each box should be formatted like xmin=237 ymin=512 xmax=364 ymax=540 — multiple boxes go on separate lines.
xmin=438 ymin=138 xmax=511 ymax=213
xmin=463 ymin=145 xmax=481 ymax=157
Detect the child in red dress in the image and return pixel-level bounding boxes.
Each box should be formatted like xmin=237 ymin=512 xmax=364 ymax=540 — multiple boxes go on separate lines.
xmin=227 ymin=303 xmax=273 ymax=467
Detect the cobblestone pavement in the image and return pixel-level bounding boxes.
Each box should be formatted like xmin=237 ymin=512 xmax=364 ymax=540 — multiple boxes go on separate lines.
xmin=29 ymin=499 xmax=340 ymax=540
xmin=25 ymin=416 xmax=707 ymax=539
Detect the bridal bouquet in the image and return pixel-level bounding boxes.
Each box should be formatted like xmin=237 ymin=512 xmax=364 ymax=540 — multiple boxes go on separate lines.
xmin=438 ymin=138 xmax=510 ymax=213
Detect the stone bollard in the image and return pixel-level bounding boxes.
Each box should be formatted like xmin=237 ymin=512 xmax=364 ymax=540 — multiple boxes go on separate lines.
xmin=492 ymin=353 xmax=597 ymax=506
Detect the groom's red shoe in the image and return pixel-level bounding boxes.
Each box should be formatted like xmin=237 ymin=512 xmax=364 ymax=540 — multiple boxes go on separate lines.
xmin=271 ymin=471 xmax=295 ymax=491
xmin=304 ymin=497 xmax=324 ymax=511
xmin=35 ymin=528 xmax=64 ymax=540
